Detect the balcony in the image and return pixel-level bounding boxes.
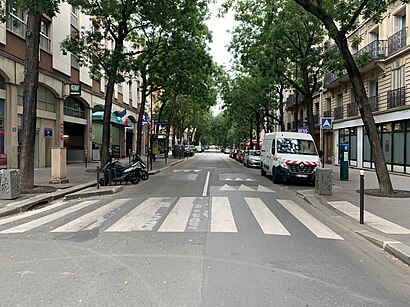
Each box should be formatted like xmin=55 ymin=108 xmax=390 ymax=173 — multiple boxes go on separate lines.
xmin=323 ymin=110 xmax=331 ymax=117
xmin=286 ymin=94 xmax=303 ymax=108
xmin=368 ymin=95 xmax=379 ymax=112
xmin=347 ymin=102 xmax=358 ymax=117
xmin=387 ymin=86 xmax=406 ymax=109
xmin=313 ymin=114 xmax=319 ymax=124
xmin=353 ymin=40 xmax=387 ymax=63
xmin=334 ymin=106 xmax=343 ymax=120
xmin=388 ymin=28 xmax=407 ymax=55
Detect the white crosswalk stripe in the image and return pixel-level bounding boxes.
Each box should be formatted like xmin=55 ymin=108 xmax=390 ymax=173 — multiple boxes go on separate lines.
xmin=327 ymin=201 xmax=410 ymax=234
xmin=245 ymin=198 xmax=290 ymax=236
xmin=105 ymin=197 xmax=175 ymax=232
xmin=277 ymin=199 xmax=343 ymax=240
xmin=0 ymin=200 xmax=99 ymax=233
xmin=0 ymin=197 xmax=345 ymax=240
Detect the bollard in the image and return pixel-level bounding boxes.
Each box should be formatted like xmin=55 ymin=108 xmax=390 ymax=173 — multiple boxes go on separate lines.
xmin=360 ymin=170 xmax=364 ymax=224
xmin=85 ymin=149 xmax=88 ymax=168
xmin=97 ymin=166 xmax=100 ymax=189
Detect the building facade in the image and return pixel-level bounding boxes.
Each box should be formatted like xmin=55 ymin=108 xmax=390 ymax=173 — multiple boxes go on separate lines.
xmin=284 ymin=2 xmax=410 ymax=174
xmin=0 ymin=3 xmax=144 ymax=169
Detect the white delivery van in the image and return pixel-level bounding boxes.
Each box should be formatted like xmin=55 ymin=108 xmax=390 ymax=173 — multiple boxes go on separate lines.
xmin=260 ymin=132 xmax=320 ymax=184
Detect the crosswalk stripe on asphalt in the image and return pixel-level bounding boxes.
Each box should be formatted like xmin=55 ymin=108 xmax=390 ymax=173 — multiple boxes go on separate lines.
xmin=158 ymin=197 xmax=196 ymax=232
xmin=211 ymin=197 xmax=237 ymax=232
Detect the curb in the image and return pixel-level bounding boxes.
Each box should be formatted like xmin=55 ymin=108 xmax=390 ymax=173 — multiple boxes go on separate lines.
xmin=297 ymin=190 xmax=410 ymax=266
xmin=64 ymin=186 xmax=123 ymax=200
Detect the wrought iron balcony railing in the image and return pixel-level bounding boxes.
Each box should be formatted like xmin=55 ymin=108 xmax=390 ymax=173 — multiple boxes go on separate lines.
xmin=334 ymin=106 xmax=343 ymax=120
xmin=323 ymin=110 xmax=331 ymax=117
xmin=353 ymin=40 xmax=387 ymax=61
xmin=368 ymin=95 xmax=379 ymax=112
xmin=313 ymin=114 xmax=319 ymax=124
xmin=387 ymin=86 xmax=406 ymax=109
xmin=388 ymin=27 xmax=407 ymax=55
xmin=347 ymin=102 xmax=358 ymax=117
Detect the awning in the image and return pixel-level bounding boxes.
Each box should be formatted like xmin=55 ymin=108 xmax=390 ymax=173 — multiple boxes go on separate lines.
xmin=92 ymin=111 xmax=124 ymax=126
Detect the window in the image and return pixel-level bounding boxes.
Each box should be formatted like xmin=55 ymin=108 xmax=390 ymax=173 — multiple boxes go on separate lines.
xmin=64 ymin=97 xmax=85 ymax=118
xmin=394 ymin=12 xmax=406 ymax=32
xmin=128 ymin=82 xmax=132 ymax=101
xmin=325 ymin=98 xmax=331 ymax=110
xmin=7 ymin=7 xmax=26 ymax=38
xmin=271 ymin=140 xmax=275 ymax=154
xmin=118 ymin=83 xmax=123 ymax=94
xmin=71 ymin=5 xmax=78 ymax=28
xmin=392 ymin=66 xmax=405 ymax=89
xmin=40 ymin=20 xmax=51 ymax=53
xmin=369 ymin=80 xmax=378 ymax=96
xmin=349 ymin=128 xmax=357 ymax=161
xmin=71 ymin=55 xmax=79 ymax=69
xmin=37 ymin=86 xmax=56 ymax=112
xmin=393 ymin=122 xmax=405 ymax=164
xmin=363 ymin=128 xmax=371 ymax=162
xmin=382 ymin=123 xmax=392 ymax=164
xmin=277 ymin=138 xmax=317 ymax=156
xmin=336 ymin=94 xmax=343 ymax=107
xmin=369 ymin=30 xmax=379 ymax=42
xmin=406 ymin=120 xmax=410 ymax=166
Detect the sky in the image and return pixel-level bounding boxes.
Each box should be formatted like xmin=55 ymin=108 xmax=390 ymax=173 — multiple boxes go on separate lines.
xmin=206 ymin=1 xmax=238 ymax=114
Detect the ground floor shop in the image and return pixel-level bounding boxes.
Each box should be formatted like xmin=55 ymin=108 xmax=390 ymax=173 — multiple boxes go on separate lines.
xmin=333 ymin=108 xmax=410 ymax=174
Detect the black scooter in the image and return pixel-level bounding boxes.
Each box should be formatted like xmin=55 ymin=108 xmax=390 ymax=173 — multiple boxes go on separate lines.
xmin=130 ymin=155 xmax=149 ymax=181
xmin=99 ymin=157 xmax=141 ymax=186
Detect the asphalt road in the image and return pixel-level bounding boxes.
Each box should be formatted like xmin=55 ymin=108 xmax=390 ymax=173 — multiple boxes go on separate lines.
xmin=0 ymin=151 xmax=409 ymax=306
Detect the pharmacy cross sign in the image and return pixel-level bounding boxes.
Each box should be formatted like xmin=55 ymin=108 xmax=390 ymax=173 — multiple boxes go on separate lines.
xmin=321 ymin=117 xmax=333 ymax=129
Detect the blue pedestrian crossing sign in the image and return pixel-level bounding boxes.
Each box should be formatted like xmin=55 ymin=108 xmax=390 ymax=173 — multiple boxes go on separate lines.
xmin=321 ymin=117 xmax=333 ymax=129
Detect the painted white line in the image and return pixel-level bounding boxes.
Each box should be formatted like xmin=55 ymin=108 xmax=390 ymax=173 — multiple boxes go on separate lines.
xmin=277 ymin=199 xmax=343 ymax=240
xmin=238 ymin=185 xmax=255 ymax=191
xmin=328 ymin=201 xmax=410 ymax=234
xmin=211 ymin=197 xmax=237 ymax=233
xmin=257 ymin=185 xmax=275 ymax=193
xmin=158 ymin=197 xmax=195 ymax=232
xmin=219 ymin=184 xmax=236 ymax=191
xmin=1 ymin=200 xmax=99 ymax=233
xmin=51 ymin=199 xmax=130 ymax=233
xmin=245 ymin=198 xmax=290 ymax=236
xmin=202 ymin=171 xmax=210 ymax=196
xmin=105 ymin=197 xmax=174 ymax=232
xmin=0 ymin=201 xmax=66 ymax=226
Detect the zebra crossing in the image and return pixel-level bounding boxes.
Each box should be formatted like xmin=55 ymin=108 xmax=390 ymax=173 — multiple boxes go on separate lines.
xmin=0 ymin=196 xmax=344 ymax=240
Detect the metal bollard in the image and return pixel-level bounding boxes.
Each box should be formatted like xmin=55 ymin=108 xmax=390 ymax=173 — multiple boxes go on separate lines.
xmin=360 ymin=170 xmax=365 ymax=224
xmin=97 ymin=166 xmax=100 ymax=189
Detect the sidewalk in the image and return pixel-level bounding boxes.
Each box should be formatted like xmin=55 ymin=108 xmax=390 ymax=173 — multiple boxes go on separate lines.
xmin=297 ymin=165 xmax=410 ymax=265
xmin=0 ymin=154 xmax=184 ymax=217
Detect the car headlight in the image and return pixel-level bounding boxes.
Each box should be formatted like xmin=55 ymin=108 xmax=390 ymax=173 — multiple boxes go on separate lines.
xmin=278 ymin=158 xmax=289 ymax=169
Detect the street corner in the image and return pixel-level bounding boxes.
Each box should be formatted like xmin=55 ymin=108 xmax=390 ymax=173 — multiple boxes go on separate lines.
xmin=64 ymin=185 xmax=123 ymax=200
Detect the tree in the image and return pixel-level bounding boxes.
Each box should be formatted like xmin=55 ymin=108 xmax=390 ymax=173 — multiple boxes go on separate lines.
xmin=293 ymin=0 xmax=403 ymax=195
xmin=1 ymin=1 xmax=60 ymax=190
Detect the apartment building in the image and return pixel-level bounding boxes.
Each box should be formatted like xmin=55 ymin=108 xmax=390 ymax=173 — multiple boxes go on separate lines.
xmin=0 ymin=3 xmax=143 ymax=169
xmin=285 ymin=2 xmax=410 ymax=174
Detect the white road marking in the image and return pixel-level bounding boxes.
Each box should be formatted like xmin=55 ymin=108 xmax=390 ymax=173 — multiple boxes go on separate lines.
xmin=245 ymin=198 xmax=290 ymax=235
xmin=211 ymin=197 xmax=237 ymax=232
xmin=105 ymin=197 xmax=174 ymax=232
xmin=0 ymin=201 xmax=66 ymax=226
xmin=158 ymin=197 xmax=195 ymax=232
xmin=238 ymin=184 xmax=255 ymax=191
xmin=257 ymin=185 xmax=275 ymax=193
xmin=51 ymin=199 xmax=130 ymax=233
xmin=219 ymin=184 xmax=236 ymax=191
xmin=1 ymin=200 xmax=99 ymax=233
xmin=328 ymin=201 xmax=410 ymax=234
xmin=202 ymin=171 xmax=210 ymax=196
xmin=277 ymin=199 xmax=343 ymax=240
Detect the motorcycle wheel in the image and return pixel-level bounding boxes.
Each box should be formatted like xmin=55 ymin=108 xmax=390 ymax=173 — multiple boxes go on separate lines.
xmin=99 ymin=178 xmax=106 ymax=186
xmin=130 ymin=173 xmax=140 ymax=184
xmin=140 ymin=170 xmax=149 ymax=181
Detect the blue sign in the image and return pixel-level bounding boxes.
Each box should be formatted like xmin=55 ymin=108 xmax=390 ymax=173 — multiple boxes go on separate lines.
xmin=298 ymin=127 xmax=309 ymax=133
xmin=44 ymin=128 xmax=53 ymax=138
xmin=321 ymin=117 xmax=333 ymax=129
xmin=142 ymin=113 xmax=148 ymax=125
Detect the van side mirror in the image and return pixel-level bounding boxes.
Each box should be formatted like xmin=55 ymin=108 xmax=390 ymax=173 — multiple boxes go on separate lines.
xmin=318 ymin=150 xmax=323 ymax=158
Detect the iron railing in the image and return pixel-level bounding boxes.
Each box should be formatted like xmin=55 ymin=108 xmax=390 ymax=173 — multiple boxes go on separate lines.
xmin=388 ymin=27 xmax=407 ymax=55
xmin=334 ymin=106 xmax=343 ymax=120
xmin=347 ymin=102 xmax=358 ymax=117
xmin=387 ymin=86 xmax=406 ymax=109
xmin=353 ymin=40 xmax=387 ymax=60
xmin=323 ymin=110 xmax=331 ymax=117
xmin=368 ymin=95 xmax=379 ymax=112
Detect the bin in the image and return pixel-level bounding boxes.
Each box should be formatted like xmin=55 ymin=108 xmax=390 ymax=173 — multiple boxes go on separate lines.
xmin=0 ymin=169 xmax=20 ymax=199
xmin=339 ymin=143 xmax=349 ymax=181
xmin=173 ymin=145 xmax=184 ymax=159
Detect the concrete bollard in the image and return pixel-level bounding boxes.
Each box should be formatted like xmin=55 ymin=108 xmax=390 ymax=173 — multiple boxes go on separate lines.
xmin=315 ymin=168 xmax=333 ymax=195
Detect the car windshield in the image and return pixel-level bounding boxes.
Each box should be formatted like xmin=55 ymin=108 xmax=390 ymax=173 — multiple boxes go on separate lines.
xmin=277 ymin=138 xmax=317 ymax=155
xmin=249 ymin=150 xmax=260 ymax=156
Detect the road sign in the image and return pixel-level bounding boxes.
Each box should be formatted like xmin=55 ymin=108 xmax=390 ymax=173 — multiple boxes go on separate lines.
xmin=321 ymin=117 xmax=333 ymax=129
xmin=298 ymin=127 xmax=309 ymax=133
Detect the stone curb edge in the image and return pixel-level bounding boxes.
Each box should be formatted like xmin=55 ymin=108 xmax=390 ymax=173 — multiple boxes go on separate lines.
xmin=297 ymin=191 xmax=410 ymax=266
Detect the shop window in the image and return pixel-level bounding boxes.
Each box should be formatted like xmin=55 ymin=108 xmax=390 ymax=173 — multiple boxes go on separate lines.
xmin=64 ymin=97 xmax=85 ymax=118
xmin=0 ymin=99 xmax=4 ymax=154
xmin=382 ymin=123 xmax=392 ymax=164
xmin=0 ymin=75 xmax=5 ymax=89
xmin=349 ymin=128 xmax=357 ymax=161
xmin=363 ymin=129 xmax=371 ymax=162
xmin=393 ymin=122 xmax=405 ymax=164
xmin=406 ymin=120 xmax=410 ymax=166
xmin=17 ymin=85 xmax=56 ymax=112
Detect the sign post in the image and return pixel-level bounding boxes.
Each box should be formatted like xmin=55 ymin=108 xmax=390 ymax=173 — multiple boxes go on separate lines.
xmin=320 ymin=117 xmax=333 ymax=168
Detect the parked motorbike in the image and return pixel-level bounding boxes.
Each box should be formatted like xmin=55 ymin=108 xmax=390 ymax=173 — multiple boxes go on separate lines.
xmin=130 ymin=154 xmax=149 ymax=181
xmin=99 ymin=157 xmax=141 ymax=186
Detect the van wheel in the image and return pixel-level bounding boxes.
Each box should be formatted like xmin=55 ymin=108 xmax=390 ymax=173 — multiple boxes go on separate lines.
xmin=273 ymin=168 xmax=282 ymax=184
xmin=261 ymin=166 xmax=266 ymax=176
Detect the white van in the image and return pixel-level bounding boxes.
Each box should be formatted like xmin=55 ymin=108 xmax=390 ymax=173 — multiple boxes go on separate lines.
xmin=260 ymin=132 xmax=320 ymax=184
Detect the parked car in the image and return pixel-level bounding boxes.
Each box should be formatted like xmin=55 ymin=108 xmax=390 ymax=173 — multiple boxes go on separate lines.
xmin=196 ymin=145 xmax=203 ymax=152
xmin=243 ymin=150 xmax=261 ymax=167
xmin=236 ymin=150 xmax=245 ymax=163
xmin=184 ymin=146 xmax=195 ymax=157
xmin=223 ymin=147 xmax=231 ymax=154
xmin=229 ymin=149 xmax=238 ymax=159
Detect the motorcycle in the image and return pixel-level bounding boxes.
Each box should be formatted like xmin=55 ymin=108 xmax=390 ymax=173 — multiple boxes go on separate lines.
xmin=99 ymin=157 xmax=141 ymax=186
xmin=130 ymin=154 xmax=149 ymax=181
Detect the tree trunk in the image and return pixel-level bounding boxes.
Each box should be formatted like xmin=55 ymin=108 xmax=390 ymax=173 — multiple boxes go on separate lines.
xmin=20 ymin=13 xmax=41 ymax=191
xmin=101 ymin=79 xmax=114 ymax=167
xmin=278 ymin=82 xmax=285 ymax=132
xmin=136 ymin=72 xmax=148 ymax=155
xmin=337 ymin=34 xmax=393 ymax=195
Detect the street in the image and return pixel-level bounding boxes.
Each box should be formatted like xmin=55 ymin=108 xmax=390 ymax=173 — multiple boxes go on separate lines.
xmin=0 ymin=151 xmax=409 ymax=306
